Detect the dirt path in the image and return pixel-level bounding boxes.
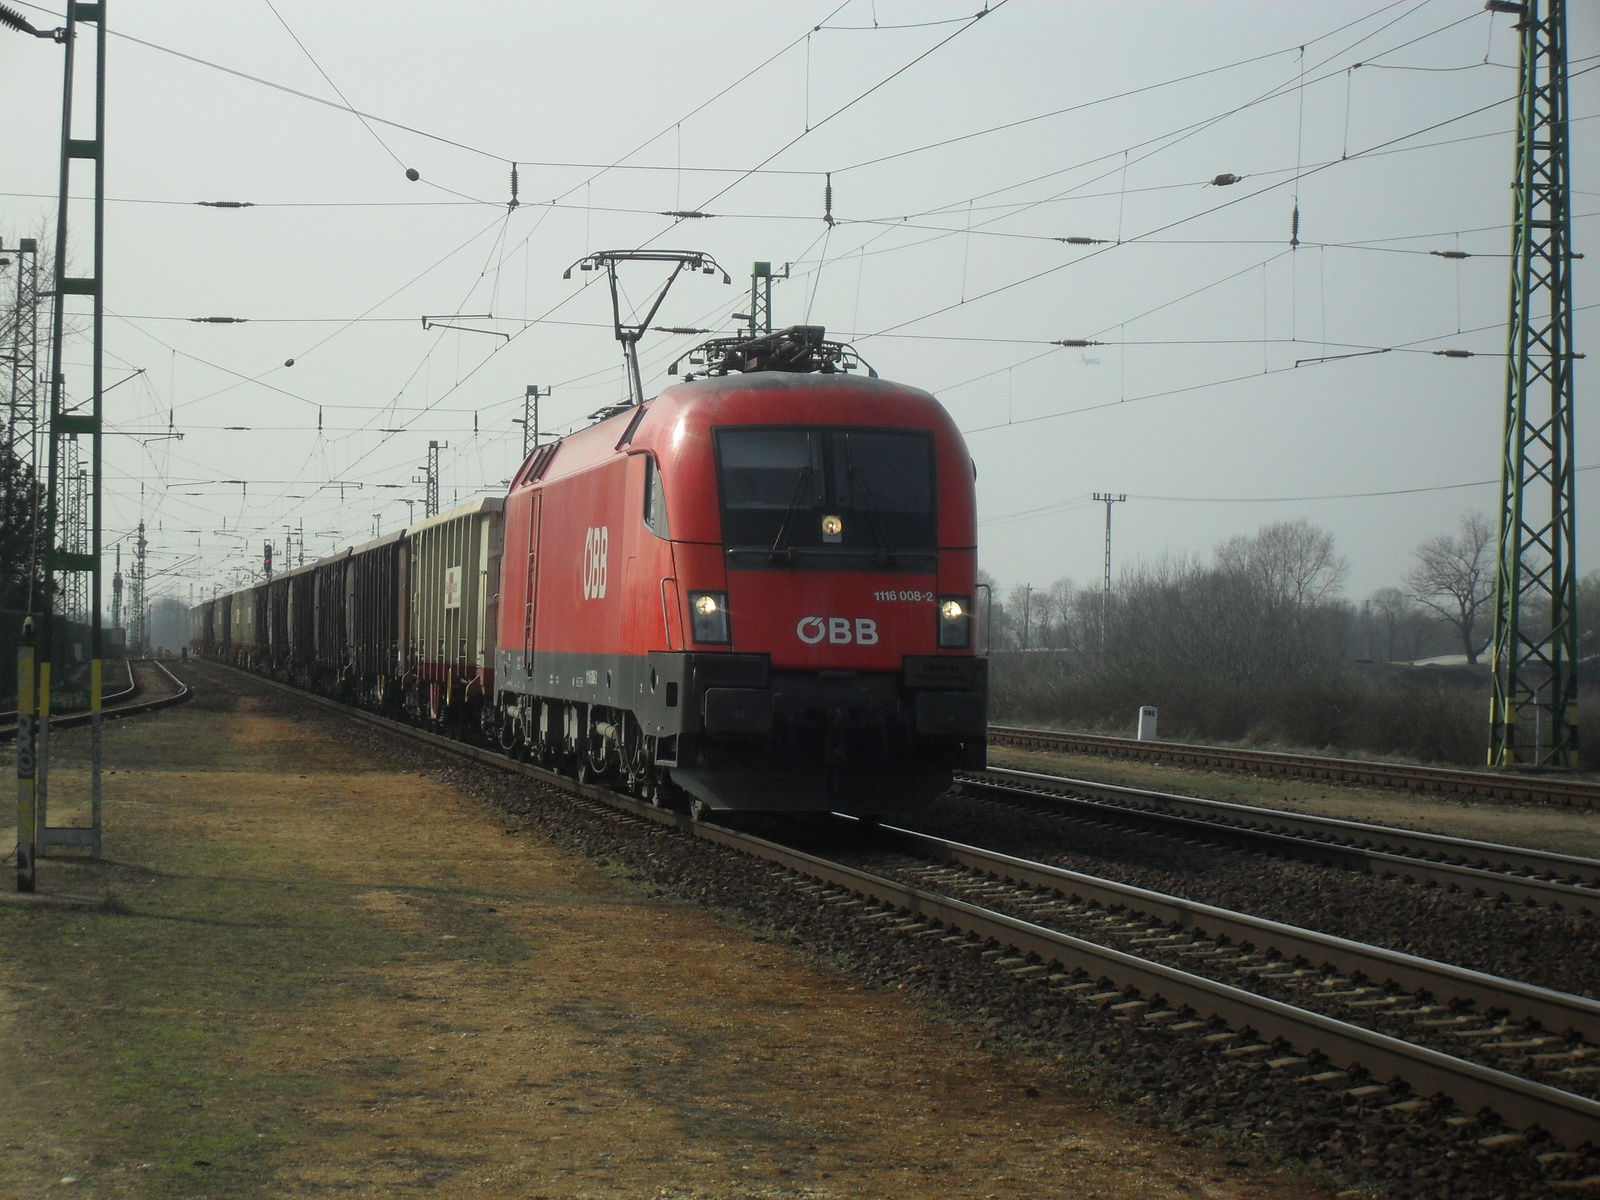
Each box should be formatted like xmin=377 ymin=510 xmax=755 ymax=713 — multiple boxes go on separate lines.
xmin=1 ymin=672 xmax=1326 ymax=1199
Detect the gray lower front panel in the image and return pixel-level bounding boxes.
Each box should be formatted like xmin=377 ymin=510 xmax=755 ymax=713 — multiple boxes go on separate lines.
xmin=497 ymin=649 xmax=774 ymax=737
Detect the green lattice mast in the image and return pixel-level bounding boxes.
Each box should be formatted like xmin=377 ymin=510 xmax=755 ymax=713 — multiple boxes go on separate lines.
xmin=1487 ymin=0 xmax=1580 ymax=768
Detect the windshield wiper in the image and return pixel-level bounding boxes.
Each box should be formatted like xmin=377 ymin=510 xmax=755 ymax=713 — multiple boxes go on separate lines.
xmin=768 ymin=465 xmax=814 ymax=565
xmin=847 ymin=462 xmax=896 ymax=567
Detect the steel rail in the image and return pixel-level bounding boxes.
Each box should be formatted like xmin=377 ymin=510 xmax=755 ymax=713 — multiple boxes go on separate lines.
xmin=980 ymin=766 xmax=1600 ymax=880
xmin=0 ymin=658 xmax=190 ymax=742
xmin=964 ymin=768 xmax=1600 ymax=911
xmin=206 ymin=661 xmax=1600 ymax=1147
xmin=0 ymin=656 xmax=137 ymax=725
xmin=989 ymin=725 xmax=1600 ymax=808
xmin=873 ymin=822 xmax=1600 ymax=1045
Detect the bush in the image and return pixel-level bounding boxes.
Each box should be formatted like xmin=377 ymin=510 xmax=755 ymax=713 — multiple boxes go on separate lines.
xmin=989 ymin=652 xmax=1496 ymax=766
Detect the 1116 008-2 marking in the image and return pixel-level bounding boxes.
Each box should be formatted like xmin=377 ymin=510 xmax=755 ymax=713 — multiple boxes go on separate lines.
xmin=873 ymin=589 xmax=933 ymax=602
xmin=796 ymin=616 xmax=879 ymax=645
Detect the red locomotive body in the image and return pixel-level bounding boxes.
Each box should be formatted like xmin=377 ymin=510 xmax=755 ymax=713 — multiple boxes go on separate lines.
xmin=494 ymin=352 xmax=986 ymax=815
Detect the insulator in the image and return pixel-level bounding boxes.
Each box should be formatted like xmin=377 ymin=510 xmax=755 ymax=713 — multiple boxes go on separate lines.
xmin=509 ymin=163 xmax=519 ymax=209
xmin=824 ymin=173 xmax=835 ymax=227
xmin=1290 ymin=205 xmax=1300 ymax=247
xmin=1211 ymin=173 xmax=1241 ymax=186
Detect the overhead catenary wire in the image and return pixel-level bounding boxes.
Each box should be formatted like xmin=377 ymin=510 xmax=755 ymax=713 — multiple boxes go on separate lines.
xmin=260 ymin=0 xmax=410 ymax=174
xmin=957 ymin=301 xmax=1600 ymax=439
xmin=859 ymin=70 xmax=1595 ymax=347
xmin=979 ymin=465 xmax=1600 ymax=528
xmin=19 ymin=0 xmax=1582 ymax=589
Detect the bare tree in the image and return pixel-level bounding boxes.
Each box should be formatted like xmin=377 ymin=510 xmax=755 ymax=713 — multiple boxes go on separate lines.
xmin=1406 ymin=511 xmax=1494 ymax=664
xmin=1044 ymin=577 xmax=1078 ymax=649
xmin=1216 ymin=518 xmax=1348 ymax=609
xmin=0 ymin=438 xmax=44 ymax=608
xmin=1578 ymin=569 xmax=1600 ymax=662
xmin=1366 ymin=587 xmax=1412 ymax=662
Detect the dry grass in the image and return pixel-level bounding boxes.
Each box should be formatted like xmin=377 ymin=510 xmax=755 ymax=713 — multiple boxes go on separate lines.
xmin=0 ymin=676 xmax=1317 ymax=1199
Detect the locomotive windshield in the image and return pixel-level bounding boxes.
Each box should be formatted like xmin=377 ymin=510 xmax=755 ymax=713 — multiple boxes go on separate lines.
xmin=715 ymin=427 xmax=936 ymax=563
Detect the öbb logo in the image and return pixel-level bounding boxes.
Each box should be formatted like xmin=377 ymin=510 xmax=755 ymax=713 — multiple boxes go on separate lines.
xmin=796 ymin=616 xmax=878 ymax=646
xmin=582 ymin=526 xmax=609 ymax=599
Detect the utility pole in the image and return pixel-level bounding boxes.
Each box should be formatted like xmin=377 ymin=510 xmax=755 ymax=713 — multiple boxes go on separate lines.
xmin=747 ymin=261 xmax=788 ymax=336
xmin=418 ymin=440 xmax=445 ymax=517
xmin=131 ymin=520 xmax=146 ymax=656
xmin=29 ymin=0 xmax=109 ymax=882
xmin=59 ymin=440 xmax=88 ymax=622
xmin=4 ymin=237 xmax=43 ymax=608
xmin=1093 ymin=493 xmax=1127 ymax=651
xmin=1488 ymin=0 xmax=1580 ymax=768
xmin=1021 ymin=583 xmax=1032 ymax=650
xmin=517 ymin=384 xmax=549 ymax=460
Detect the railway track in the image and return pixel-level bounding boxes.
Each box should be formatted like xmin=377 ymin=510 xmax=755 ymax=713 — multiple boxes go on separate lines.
xmin=210 ymin=662 xmax=1600 ymax=1150
xmin=0 ymin=658 xmax=137 ymax=728
xmin=850 ymin=823 xmax=1600 ymax=1096
xmin=0 ymin=659 xmax=191 ymax=741
xmin=989 ymin=724 xmax=1600 ymax=809
xmin=962 ymin=766 xmax=1600 ymax=912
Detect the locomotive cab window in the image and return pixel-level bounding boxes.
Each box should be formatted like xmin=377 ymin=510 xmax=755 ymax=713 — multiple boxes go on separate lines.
xmin=714 ymin=426 xmax=935 ymax=561
xmin=642 ymin=454 xmax=669 ymax=539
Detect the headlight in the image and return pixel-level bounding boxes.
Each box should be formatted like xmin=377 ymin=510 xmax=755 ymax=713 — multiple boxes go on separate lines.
xmin=689 ymin=591 xmax=730 ymax=644
xmin=821 ymin=514 xmax=843 ymax=543
xmin=938 ymin=595 xmax=971 ymax=649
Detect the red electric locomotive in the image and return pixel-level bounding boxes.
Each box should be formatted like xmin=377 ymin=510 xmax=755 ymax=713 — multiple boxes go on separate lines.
xmin=493 ymin=326 xmax=986 ymax=817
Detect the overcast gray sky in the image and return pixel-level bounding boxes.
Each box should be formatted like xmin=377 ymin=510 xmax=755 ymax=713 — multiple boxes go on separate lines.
xmin=2 ymin=0 xmax=1595 ymax=606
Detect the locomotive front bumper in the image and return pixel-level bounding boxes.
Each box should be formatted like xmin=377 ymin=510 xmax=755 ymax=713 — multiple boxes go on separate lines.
xmin=648 ymin=651 xmax=987 ymax=812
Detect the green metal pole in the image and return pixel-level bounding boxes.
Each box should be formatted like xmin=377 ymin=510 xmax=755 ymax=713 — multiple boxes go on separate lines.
xmin=15 ymin=621 xmax=37 ymax=892
xmin=90 ymin=0 xmax=106 ymax=856
xmin=1488 ymin=0 xmax=1579 ymax=768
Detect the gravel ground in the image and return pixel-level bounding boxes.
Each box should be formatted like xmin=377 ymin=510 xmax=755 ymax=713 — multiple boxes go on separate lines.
xmin=905 ymin=790 xmax=1600 ymax=1002
xmin=220 ymin=669 xmax=1600 ymax=1199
